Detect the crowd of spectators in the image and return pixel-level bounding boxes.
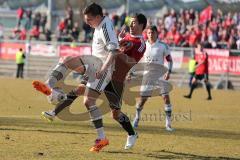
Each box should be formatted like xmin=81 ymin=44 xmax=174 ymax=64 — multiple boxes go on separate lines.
xmin=9 ymin=5 xmax=240 ymax=50
xmin=12 ymin=6 xmax=50 ymax=41
xmin=143 ymin=8 xmax=240 ymax=50
xmin=102 ymin=8 xmax=240 ymax=50
xmin=55 ymin=4 xmax=81 ymax=42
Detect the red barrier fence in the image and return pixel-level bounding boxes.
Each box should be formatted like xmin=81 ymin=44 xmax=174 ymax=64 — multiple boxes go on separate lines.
xmin=0 ymin=42 xmax=91 ymax=60
xmin=0 ymin=42 xmax=25 ymax=60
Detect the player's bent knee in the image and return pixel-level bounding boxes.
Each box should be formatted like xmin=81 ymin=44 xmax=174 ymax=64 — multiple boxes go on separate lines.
xmin=62 ymin=56 xmax=73 ymax=63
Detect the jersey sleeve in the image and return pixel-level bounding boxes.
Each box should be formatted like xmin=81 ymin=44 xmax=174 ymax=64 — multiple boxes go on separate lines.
xmin=101 ymin=21 xmax=119 ymax=52
xmin=164 ymin=43 xmax=171 ymax=57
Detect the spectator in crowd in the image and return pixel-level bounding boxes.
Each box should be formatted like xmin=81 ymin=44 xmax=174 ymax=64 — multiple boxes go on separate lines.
xmin=65 ymin=3 xmax=73 ymax=25
xmin=66 ymin=19 xmax=73 ymax=31
xmin=58 ymin=18 xmax=66 ymax=34
xmin=0 ymin=24 xmax=3 ymax=39
xmin=166 ymin=25 xmax=176 ymax=45
xmin=120 ymin=12 xmax=127 ymax=27
xmin=112 ymin=13 xmax=119 ymax=27
xmin=33 ymin=12 xmax=41 ymax=30
xmin=188 ymin=28 xmax=198 ymax=47
xmin=40 ymin=14 xmax=47 ymax=33
xmin=237 ymin=28 xmax=240 ymax=49
xmin=59 ymin=28 xmax=71 ymax=42
xmin=82 ymin=22 xmax=92 ymax=42
xmin=19 ymin=28 xmax=27 ymax=40
xmin=164 ymin=9 xmax=176 ymax=31
xmin=16 ymin=6 xmax=24 ymax=28
xmin=11 ymin=27 xmax=21 ymax=40
xmin=158 ymin=27 xmax=167 ymax=42
xmin=71 ymin=22 xmax=80 ymax=41
xmin=227 ymin=36 xmax=237 ymax=49
xmin=44 ymin=28 xmax=52 ymax=41
xmin=16 ymin=48 xmax=25 ymax=79
xmin=189 ymin=8 xmax=196 ymax=25
xmin=30 ymin=25 xmax=40 ymax=40
xmin=25 ymin=9 xmax=32 ymax=30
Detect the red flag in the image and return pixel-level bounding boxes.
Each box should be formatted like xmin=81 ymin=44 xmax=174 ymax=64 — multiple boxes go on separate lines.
xmin=199 ymin=6 xmax=213 ymax=24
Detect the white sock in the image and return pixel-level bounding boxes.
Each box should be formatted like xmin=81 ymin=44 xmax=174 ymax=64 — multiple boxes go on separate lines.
xmin=165 ymin=104 xmax=172 ymax=127
xmin=135 ymin=106 xmax=143 ymax=119
xmin=166 ymin=116 xmax=171 ymax=127
xmin=48 ymin=110 xmax=56 ymax=116
xmin=96 ymin=127 xmax=105 ymax=139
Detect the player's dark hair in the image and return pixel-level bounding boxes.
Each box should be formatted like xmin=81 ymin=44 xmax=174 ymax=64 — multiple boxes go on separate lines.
xmin=133 ymin=13 xmax=147 ymax=30
xmin=147 ymin=25 xmax=158 ymax=34
xmin=83 ymin=3 xmax=103 ymax=17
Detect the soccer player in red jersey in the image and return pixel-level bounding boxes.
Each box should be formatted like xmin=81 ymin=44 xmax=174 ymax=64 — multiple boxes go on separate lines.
xmin=184 ymin=43 xmax=212 ymax=100
xmin=104 ymin=13 xmax=147 ymax=149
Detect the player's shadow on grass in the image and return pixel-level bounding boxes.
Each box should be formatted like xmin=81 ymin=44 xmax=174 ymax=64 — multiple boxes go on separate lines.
xmin=135 ymin=125 xmax=240 ymax=141
xmin=144 ymin=150 xmax=240 ymax=160
xmin=103 ymin=150 xmax=138 ymax=155
xmin=1 ymin=117 xmax=240 ymax=141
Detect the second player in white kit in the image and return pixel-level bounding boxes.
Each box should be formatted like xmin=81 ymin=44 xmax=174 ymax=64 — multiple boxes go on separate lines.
xmin=132 ymin=25 xmax=174 ymax=131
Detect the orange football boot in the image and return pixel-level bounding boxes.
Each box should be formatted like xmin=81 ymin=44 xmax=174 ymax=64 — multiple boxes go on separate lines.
xmin=32 ymin=80 xmax=51 ymax=96
xmin=89 ymin=138 xmax=109 ymax=152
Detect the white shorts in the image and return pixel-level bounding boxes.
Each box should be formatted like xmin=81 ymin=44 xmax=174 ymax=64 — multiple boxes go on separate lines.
xmin=86 ymin=67 xmax=113 ymax=93
xmin=140 ymin=69 xmax=173 ymax=97
xmin=79 ymin=55 xmax=113 ymax=93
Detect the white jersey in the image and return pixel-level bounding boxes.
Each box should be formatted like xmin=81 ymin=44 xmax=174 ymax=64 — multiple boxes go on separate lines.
xmin=92 ymin=16 xmax=119 ymax=62
xmin=140 ymin=39 xmax=172 ymax=96
xmin=143 ymin=39 xmax=170 ymax=65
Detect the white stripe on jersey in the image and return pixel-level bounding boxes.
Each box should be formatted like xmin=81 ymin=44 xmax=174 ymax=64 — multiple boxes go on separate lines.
xmin=138 ymin=38 xmax=145 ymax=53
xmin=102 ymin=23 xmax=110 ymax=42
xmin=92 ymin=16 xmax=119 ymax=62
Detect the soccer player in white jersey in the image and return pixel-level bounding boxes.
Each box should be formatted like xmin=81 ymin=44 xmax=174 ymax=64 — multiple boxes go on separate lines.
xmin=34 ymin=3 xmax=119 ymax=152
xmin=32 ymin=55 xmax=102 ymax=120
xmin=33 ymin=12 xmax=147 ymax=151
xmin=82 ymin=3 xmax=119 ymax=152
xmin=132 ymin=25 xmax=174 ymax=131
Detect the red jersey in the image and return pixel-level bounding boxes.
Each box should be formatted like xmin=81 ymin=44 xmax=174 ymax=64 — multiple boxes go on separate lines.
xmin=20 ymin=29 xmax=27 ymax=40
xmin=30 ymin=27 xmax=40 ymax=37
xmin=121 ymin=34 xmax=146 ymax=62
xmin=188 ymin=32 xmax=197 ymax=46
xmin=17 ymin=8 xmax=24 ymax=19
xmin=195 ymin=52 xmax=208 ymax=75
xmin=112 ymin=34 xmax=146 ymax=82
xmin=58 ymin=21 xmax=65 ymax=31
xmin=173 ymin=32 xmax=182 ymax=46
